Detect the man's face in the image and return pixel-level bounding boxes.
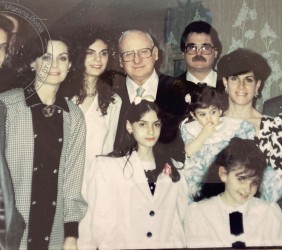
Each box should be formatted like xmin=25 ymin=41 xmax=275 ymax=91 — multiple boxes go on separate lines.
xmin=184 ymin=32 xmax=218 ymax=74
xmin=119 ymin=31 xmax=158 ymax=86
xmin=0 ymin=28 xmax=8 ymax=67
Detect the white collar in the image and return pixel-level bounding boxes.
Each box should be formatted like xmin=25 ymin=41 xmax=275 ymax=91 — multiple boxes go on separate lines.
xmin=186 ymin=70 xmax=217 ymax=87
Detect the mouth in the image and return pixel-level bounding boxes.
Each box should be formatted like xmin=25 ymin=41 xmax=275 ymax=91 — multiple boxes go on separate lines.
xmin=238 ymin=192 xmax=249 ymax=199
xmin=90 ymin=65 xmax=102 ymax=69
xmin=145 ymin=138 xmax=155 ymax=141
xmin=48 ymin=72 xmax=60 ymax=76
xmin=235 ymin=92 xmax=248 ymax=96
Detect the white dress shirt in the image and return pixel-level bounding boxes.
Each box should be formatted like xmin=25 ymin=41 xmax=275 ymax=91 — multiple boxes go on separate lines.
xmin=126 ymin=69 xmax=159 ymax=103
xmin=186 ymin=70 xmax=217 ymax=87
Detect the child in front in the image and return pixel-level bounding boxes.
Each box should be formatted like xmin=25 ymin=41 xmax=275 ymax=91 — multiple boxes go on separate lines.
xmin=184 ymin=138 xmax=282 ymax=248
xmin=78 ymin=97 xmax=188 ymax=249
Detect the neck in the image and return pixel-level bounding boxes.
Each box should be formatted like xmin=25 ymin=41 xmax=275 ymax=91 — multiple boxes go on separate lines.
xmin=35 ymin=82 xmax=59 ymax=105
xmin=137 ymin=145 xmax=154 ymax=161
xmin=225 ymin=101 xmax=254 ymax=120
xmin=188 ymin=69 xmax=212 ymax=81
xmin=84 ymin=74 xmax=98 ymax=94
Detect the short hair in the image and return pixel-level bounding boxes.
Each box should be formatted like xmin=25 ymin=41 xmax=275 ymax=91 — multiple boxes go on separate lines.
xmin=0 ymin=14 xmax=14 ymax=42
xmin=118 ymin=30 xmax=154 ymax=52
xmin=189 ymin=85 xmax=224 ymax=114
xmin=217 ymin=48 xmax=271 ymax=84
xmin=180 ymin=21 xmax=222 ymax=57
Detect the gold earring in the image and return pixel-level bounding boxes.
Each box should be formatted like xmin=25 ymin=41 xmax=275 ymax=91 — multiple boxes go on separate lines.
xmin=254 ymin=91 xmax=259 ymax=98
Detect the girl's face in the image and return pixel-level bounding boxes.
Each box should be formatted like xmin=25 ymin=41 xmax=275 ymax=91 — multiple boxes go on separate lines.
xmin=223 ymin=72 xmax=261 ymax=106
xmin=84 ymin=39 xmax=109 ymax=77
xmin=219 ymin=166 xmax=260 ymax=207
xmin=126 ymin=109 xmax=161 ymax=150
xmin=191 ymin=105 xmax=222 ymax=126
xmin=31 ymin=40 xmax=71 ymax=86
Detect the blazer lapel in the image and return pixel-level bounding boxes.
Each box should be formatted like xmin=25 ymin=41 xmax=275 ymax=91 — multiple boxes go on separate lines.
xmin=130 ymin=151 xmax=154 ymax=201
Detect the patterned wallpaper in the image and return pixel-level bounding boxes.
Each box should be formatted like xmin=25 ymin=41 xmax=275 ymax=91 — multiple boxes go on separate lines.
xmin=160 ymin=0 xmax=282 ymax=111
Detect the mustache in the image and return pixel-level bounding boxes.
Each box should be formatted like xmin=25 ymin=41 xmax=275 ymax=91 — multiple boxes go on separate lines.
xmin=192 ymin=55 xmax=206 ymax=62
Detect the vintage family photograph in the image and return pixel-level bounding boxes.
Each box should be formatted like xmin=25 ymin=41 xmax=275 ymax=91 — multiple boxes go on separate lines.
xmin=0 ymin=0 xmax=281 ymax=249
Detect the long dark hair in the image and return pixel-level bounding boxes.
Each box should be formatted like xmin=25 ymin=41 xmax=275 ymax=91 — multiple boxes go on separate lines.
xmin=196 ymin=137 xmax=266 ymax=200
xmin=65 ymin=30 xmax=116 ymax=116
xmin=108 ymin=100 xmax=181 ymax=183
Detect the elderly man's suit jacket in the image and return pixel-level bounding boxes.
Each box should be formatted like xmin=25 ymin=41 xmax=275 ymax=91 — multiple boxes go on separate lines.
xmin=0 ymin=101 xmax=25 ymax=249
xmin=263 ymin=95 xmax=282 ymax=117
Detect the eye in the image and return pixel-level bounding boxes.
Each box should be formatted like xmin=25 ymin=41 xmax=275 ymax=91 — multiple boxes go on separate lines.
xmin=42 ymin=54 xmax=51 ymax=61
xmin=86 ymin=49 xmax=95 ymax=56
xmin=229 ymin=75 xmax=239 ymax=81
xmin=237 ymin=176 xmax=247 ymax=183
xmin=138 ymin=122 xmax=146 ymax=127
xmin=154 ymin=122 xmax=162 ymax=128
xmin=244 ymin=77 xmax=255 ymax=84
xmin=252 ymin=180 xmax=260 ymax=186
xmin=123 ymin=51 xmax=134 ymax=58
xmin=59 ymin=55 xmax=69 ymax=62
xmin=100 ymin=50 xmax=109 ymax=56
xmin=198 ymin=113 xmax=205 ymax=117
xmin=211 ymin=110 xmax=217 ymax=115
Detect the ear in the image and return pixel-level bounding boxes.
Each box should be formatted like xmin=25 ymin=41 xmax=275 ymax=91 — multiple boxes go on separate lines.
xmin=190 ymin=112 xmax=197 ymax=120
xmin=214 ymin=49 xmax=218 ymax=59
xmin=30 ymin=61 xmax=35 ymax=71
xmin=152 ymin=46 xmax=158 ymax=61
xmin=119 ymin=56 xmax=124 ymax=68
xmin=222 ymin=77 xmax=228 ymax=88
xmin=126 ymin=120 xmax=132 ymax=134
xmin=218 ymin=166 xmax=227 ymax=183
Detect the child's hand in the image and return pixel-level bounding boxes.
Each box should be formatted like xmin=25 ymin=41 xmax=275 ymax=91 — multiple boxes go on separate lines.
xmin=200 ymin=122 xmax=216 ymax=138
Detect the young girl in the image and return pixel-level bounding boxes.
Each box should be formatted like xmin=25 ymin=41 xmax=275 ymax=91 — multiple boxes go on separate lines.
xmin=78 ymin=98 xmax=188 ymax=249
xmin=180 ymin=86 xmax=255 ymax=201
xmin=184 ymin=138 xmax=282 ymax=248
xmin=0 ymin=35 xmax=87 ymax=249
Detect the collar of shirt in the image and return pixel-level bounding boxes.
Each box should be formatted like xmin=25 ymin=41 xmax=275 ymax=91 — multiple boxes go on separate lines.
xmin=126 ymin=69 xmax=159 ymax=103
xmin=186 ymin=70 xmax=217 ymax=88
xmin=24 ymin=85 xmax=69 ymax=112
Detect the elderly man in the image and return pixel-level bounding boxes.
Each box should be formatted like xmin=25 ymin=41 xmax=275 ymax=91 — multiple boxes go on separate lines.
xmin=178 ymin=21 xmax=222 ymax=88
xmin=114 ymin=30 xmax=197 ymax=161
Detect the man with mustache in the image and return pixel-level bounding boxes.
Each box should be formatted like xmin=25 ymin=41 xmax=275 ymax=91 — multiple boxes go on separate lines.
xmin=178 ymin=21 xmax=222 ymax=88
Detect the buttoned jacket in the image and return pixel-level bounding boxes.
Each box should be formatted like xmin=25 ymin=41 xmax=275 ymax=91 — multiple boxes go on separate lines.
xmin=0 ymin=89 xmax=87 ymax=249
xmin=78 ymin=151 xmax=188 ymax=249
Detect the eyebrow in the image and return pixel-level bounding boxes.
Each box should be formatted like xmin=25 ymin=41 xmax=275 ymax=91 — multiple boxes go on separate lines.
xmin=86 ymin=48 xmax=108 ymax=52
xmin=139 ymin=119 xmax=160 ymax=123
xmin=44 ymin=52 xmax=69 ymax=56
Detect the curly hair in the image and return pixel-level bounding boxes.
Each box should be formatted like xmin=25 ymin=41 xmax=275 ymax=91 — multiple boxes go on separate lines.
xmin=66 ymin=29 xmax=116 ymax=116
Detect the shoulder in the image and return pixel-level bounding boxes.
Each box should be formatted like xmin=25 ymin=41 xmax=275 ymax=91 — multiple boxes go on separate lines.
xmin=263 ymin=95 xmax=282 ymax=116
xmin=0 ymin=88 xmax=25 ymax=105
xmin=65 ymin=98 xmax=85 ymax=121
xmin=264 ymin=95 xmax=282 ymax=106
xmin=176 ymin=71 xmax=187 ymax=80
xmin=248 ymin=197 xmax=282 ymax=217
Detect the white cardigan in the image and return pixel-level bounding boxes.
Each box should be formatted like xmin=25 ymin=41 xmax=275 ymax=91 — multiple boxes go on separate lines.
xmin=78 ymin=151 xmax=188 ymax=249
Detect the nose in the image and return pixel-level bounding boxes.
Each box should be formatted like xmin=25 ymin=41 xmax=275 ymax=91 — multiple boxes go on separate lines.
xmin=94 ymin=53 xmax=101 ymax=62
xmin=237 ymin=78 xmax=245 ymax=88
xmin=51 ymin=58 xmax=57 ymax=68
xmin=242 ymin=181 xmax=252 ymax=194
xmin=133 ymin=52 xmax=141 ymax=63
xmin=147 ymin=125 xmax=154 ymax=135
xmin=196 ymin=47 xmax=202 ymax=55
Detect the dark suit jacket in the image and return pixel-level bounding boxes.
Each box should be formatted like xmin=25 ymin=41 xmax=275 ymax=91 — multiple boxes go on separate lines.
xmin=262 ymin=95 xmax=282 ymax=117
xmin=0 ymin=101 xmax=25 ymax=249
xmin=113 ymin=73 xmax=198 ymax=162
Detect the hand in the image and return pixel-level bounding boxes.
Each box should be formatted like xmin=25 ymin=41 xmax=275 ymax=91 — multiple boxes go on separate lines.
xmin=63 ymin=237 xmax=77 ymax=250
xmin=200 ymin=122 xmax=216 ymax=139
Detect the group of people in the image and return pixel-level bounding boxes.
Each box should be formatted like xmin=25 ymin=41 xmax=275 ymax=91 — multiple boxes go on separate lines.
xmin=0 ymin=12 xmax=281 ymax=250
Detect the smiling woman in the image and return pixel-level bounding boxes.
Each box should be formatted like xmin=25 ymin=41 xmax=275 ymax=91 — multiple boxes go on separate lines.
xmin=0 ymin=34 xmax=87 ymax=249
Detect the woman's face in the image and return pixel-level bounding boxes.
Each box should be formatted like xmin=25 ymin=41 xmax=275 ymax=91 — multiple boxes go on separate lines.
xmin=84 ymin=39 xmax=109 ymax=77
xmin=31 ymin=40 xmax=71 ymax=86
xmin=223 ymin=72 xmax=261 ymax=106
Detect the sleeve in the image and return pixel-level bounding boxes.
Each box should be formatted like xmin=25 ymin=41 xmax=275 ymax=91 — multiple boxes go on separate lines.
xmin=87 ymin=158 xmax=117 ymax=248
xmin=104 ymin=94 xmax=122 ymax=154
xmin=235 ymin=120 xmax=256 ymax=139
xmin=63 ymin=110 xmax=87 ymax=224
xmin=180 ymin=119 xmax=194 ymax=145
xmin=261 ymin=202 xmax=282 ymax=245
xmin=259 ymin=165 xmax=282 ymax=203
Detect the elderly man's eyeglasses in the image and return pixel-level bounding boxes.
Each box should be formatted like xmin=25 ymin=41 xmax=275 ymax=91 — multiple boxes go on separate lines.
xmin=185 ymin=43 xmax=214 ymax=55
xmin=120 ymin=46 xmax=155 ymax=62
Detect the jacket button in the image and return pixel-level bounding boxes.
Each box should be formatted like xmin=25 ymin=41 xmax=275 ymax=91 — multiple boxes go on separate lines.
xmin=149 ymin=210 xmax=155 ymax=216
xmin=147 ymin=232 xmax=152 ymax=237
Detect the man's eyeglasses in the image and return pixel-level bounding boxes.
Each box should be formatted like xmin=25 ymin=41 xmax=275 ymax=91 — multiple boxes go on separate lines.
xmin=184 ymin=43 xmax=214 ymax=55
xmin=120 ymin=46 xmax=155 ymax=62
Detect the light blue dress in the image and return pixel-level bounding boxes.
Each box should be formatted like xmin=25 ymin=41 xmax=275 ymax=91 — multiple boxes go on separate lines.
xmin=180 ymin=117 xmax=282 ymax=203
